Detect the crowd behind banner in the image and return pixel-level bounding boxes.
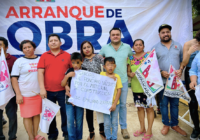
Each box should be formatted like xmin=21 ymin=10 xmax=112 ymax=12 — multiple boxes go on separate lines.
xmin=0 ymin=24 xmax=200 ymax=140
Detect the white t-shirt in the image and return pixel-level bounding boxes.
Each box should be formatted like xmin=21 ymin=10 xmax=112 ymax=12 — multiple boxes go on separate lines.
xmin=11 ymin=56 xmax=40 ymax=97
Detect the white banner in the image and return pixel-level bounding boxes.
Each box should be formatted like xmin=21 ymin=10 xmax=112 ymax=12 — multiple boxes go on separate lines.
xmin=164 ymin=65 xmax=191 ymax=103
xmin=135 ymin=49 xmax=164 ymax=99
xmin=69 ymin=70 xmax=116 ymax=114
xmin=0 ymin=48 xmax=15 ymax=110
xmin=0 ymin=0 xmax=192 ymax=56
xmin=39 ymin=98 xmax=60 ymax=133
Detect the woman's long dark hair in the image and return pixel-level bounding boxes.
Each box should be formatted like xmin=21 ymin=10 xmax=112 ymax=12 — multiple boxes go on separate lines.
xmin=80 ymin=41 xmax=94 ymax=59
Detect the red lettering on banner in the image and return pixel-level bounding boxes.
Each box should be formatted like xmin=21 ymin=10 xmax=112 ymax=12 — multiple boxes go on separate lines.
xmin=6 ymin=6 xmax=106 ymax=19
xmin=44 ymin=6 xmax=56 ymax=18
xmin=57 ymin=6 xmax=68 ymax=18
xmin=83 ymin=6 xmax=93 ymax=18
xmin=32 ymin=6 xmax=42 ymax=18
xmin=6 ymin=7 xmax=19 ymax=18
xmin=69 ymin=6 xmax=82 ymax=20
xmin=95 ymin=6 xmax=104 ymax=18
xmin=20 ymin=6 xmax=30 ymax=18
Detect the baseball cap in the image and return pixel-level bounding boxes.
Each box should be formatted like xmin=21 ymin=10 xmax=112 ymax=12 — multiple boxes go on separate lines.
xmin=158 ymin=24 xmax=172 ymax=33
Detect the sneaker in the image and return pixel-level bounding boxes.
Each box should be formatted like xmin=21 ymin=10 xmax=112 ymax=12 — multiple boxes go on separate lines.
xmin=190 ymin=129 xmax=199 ymax=140
xmin=121 ymin=129 xmax=130 ymax=139
xmin=171 ymin=126 xmax=187 ymax=136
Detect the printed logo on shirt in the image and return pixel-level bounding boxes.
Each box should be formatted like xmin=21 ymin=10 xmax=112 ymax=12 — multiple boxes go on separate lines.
xmin=28 ymin=63 xmax=38 ymax=72
xmin=62 ymin=59 xmax=64 ymax=62
xmin=174 ymin=45 xmax=178 ymax=49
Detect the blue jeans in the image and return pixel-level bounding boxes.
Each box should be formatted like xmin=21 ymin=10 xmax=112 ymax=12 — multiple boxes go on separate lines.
xmin=159 ymin=88 xmax=179 ymax=127
xmin=0 ymin=96 xmax=18 ymax=140
xmin=66 ymin=103 xmax=84 ymax=140
xmin=119 ymin=81 xmax=128 ymax=129
xmin=47 ymin=90 xmax=68 ymax=139
xmin=104 ymin=105 xmax=119 ymax=140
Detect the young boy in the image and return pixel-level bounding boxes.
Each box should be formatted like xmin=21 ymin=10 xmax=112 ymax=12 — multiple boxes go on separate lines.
xmin=100 ymin=57 xmax=123 ymax=140
xmin=61 ymin=52 xmax=86 ymax=140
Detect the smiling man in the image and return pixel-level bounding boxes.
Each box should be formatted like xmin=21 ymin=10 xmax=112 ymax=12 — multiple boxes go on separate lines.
xmin=152 ymin=24 xmax=186 ymax=136
xmin=99 ymin=28 xmax=133 ymax=139
xmin=37 ymin=34 xmax=72 ymax=140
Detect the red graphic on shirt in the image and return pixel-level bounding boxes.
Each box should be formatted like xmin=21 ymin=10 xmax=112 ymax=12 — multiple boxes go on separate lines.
xmin=28 ymin=63 xmax=38 ymax=72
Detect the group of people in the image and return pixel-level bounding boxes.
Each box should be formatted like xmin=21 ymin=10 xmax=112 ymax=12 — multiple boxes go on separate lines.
xmin=0 ymin=24 xmax=200 ymax=140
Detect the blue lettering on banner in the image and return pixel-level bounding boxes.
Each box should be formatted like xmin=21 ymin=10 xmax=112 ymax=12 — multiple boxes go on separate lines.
xmin=45 ymin=21 xmax=72 ymax=51
xmin=115 ymin=9 xmax=122 ymax=18
xmin=76 ymin=20 xmax=102 ymax=50
xmin=7 ymin=19 xmax=132 ymax=54
xmin=7 ymin=21 xmax=41 ymax=51
xmin=106 ymin=9 xmax=114 ymax=18
xmin=107 ymin=20 xmax=133 ymax=47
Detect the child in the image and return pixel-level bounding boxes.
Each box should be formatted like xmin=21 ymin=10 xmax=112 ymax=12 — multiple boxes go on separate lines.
xmin=61 ymin=52 xmax=86 ymax=140
xmin=100 ymin=57 xmax=123 ymax=140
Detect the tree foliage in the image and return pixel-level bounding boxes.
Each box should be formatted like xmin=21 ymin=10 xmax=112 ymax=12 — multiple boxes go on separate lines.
xmin=192 ymin=0 xmax=200 ymax=17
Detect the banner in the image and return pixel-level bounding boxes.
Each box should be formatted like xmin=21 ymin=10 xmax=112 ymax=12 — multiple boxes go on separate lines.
xmin=0 ymin=0 xmax=192 ymax=56
xmin=0 ymin=48 xmax=15 ymax=110
xmin=69 ymin=70 xmax=116 ymax=114
xmin=164 ymin=65 xmax=191 ymax=103
xmin=39 ymin=98 xmax=60 ymax=133
xmin=135 ymin=49 xmax=164 ymax=99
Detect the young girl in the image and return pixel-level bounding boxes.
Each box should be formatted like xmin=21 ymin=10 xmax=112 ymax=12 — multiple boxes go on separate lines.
xmin=127 ymin=39 xmax=155 ymax=140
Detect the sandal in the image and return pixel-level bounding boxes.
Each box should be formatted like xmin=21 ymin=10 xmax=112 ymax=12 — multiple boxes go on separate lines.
xmin=133 ymin=130 xmax=146 ymax=137
xmin=35 ymin=135 xmax=46 ymax=140
xmin=142 ymin=133 xmax=153 ymax=140
xmin=100 ymin=131 xmax=106 ymax=140
xmin=87 ymin=132 xmax=95 ymax=140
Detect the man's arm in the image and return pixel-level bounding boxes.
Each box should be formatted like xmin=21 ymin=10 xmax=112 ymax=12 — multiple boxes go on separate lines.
xmin=189 ymin=54 xmax=198 ymax=90
xmin=99 ymin=46 xmax=105 ymax=57
xmin=38 ymin=69 xmax=47 ymax=99
xmin=180 ymin=41 xmax=197 ymax=69
xmin=128 ymin=46 xmax=133 ymax=57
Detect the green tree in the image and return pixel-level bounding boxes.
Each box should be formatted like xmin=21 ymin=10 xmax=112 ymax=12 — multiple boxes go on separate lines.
xmin=192 ymin=0 xmax=200 ymax=37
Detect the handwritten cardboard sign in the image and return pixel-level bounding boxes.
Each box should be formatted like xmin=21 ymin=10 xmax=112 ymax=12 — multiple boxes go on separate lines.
xmin=68 ymin=70 xmax=116 ymax=114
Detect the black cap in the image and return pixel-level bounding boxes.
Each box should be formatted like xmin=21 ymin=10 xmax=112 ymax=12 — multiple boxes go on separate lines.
xmin=158 ymin=24 xmax=172 ymax=33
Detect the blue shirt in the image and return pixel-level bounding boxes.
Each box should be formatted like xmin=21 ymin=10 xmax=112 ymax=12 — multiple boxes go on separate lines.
xmin=189 ymin=52 xmax=200 ymax=85
xmin=187 ymin=51 xmax=199 ymax=67
xmin=152 ymin=40 xmax=183 ymax=84
xmin=99 ymin=42 xmax=133 ymax=83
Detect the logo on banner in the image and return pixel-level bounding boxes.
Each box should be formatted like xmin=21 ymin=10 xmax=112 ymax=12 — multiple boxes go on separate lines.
xmin=42 ymin=107 xmax=55 ymax=121
xmin=0 ymin=61 xmax=9 ymax=92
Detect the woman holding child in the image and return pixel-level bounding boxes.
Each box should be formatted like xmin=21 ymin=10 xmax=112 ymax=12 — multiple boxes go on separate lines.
xmin=11 ymin=40 xmax=44 ymax=140
xmin=127 ymin=39 xmax=155 ymax=140
xmin=80 ymin=41 xmax=106 ymax=140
